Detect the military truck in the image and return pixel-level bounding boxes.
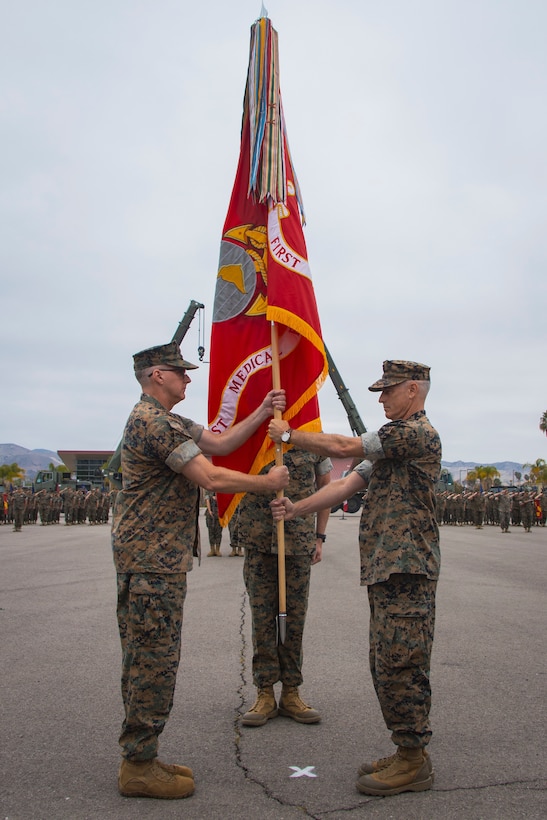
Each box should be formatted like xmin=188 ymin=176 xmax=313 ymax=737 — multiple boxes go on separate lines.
xmin=33 ymin=470 xmax=92 ymax=492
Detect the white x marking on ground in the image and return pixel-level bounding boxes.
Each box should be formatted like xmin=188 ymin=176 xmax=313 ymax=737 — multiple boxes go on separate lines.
xmin=289 ymin=765 xmax=317 ymax=778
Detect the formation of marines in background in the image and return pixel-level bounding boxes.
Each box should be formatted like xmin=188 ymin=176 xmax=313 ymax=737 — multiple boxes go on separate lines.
xmin=3 ymin=485 xmax=545 ymax=534
xmin=1 ymin=486 xmax=117 ymax=530
xmin=204 ymin=488 xmax=547 ymax=555
xmin=435 ymin=489 xmax=546 ymax=531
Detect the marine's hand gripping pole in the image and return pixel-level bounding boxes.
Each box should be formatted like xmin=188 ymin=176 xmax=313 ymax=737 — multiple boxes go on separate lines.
xmin=271 ymin=322 xmax=287 ymax=644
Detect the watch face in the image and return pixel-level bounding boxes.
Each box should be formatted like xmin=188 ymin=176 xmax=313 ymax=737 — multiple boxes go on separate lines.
xmin=281 ymin=431 xmax=290 ymax=442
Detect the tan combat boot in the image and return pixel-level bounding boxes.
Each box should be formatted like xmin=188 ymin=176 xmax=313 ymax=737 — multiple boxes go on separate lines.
xmin=356 ymin=747 xmax=433 ymax=796
xmin=207 ymin=547 xmax=216 ymax=557
xmin=118 ymin=758 xmax=195 ymax=799
xmin=358 ymin=748 xmax=433 ymax=780
xmin=278 ymin=686 xmax=321 ymax=724
xmin=241 ymin=686 xmax=278 ymax=726
xmin=156 ymin=759 xmax=194 ymax=779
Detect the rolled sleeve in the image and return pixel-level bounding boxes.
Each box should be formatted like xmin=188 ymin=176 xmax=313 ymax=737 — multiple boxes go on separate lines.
xmin=360 ymin=431 xmax=384 ymax=461
xmin=317 ymin=457 xmax=333 ymax=476
xmin=166 ymin=440 xmax=202 ymax=473
xmin=354 ymin=459 xmax=373 ymax=483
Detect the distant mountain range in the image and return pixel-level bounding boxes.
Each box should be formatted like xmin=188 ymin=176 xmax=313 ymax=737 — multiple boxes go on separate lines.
xmin=0 ymin=444 xmax=62 ymax=478
xmin=441 ymin=460 xmax=527 ymax=485
xmin=0 ymin=443 xmax=528 ymax=484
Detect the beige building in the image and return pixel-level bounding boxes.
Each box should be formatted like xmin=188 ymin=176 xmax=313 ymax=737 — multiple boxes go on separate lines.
xmin=57 ymin=450 xmax=114 ymax=486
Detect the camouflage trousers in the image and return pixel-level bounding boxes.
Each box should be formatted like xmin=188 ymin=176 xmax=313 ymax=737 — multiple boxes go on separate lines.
xmin=13 ymin=510 xmax=23 ymax=530
xmin=205 ymin=512 xmax=223 ymax=547
xmin=243 ymin=550 xmax=311 ymax=688
xmin=368 ymin=573 xmax=436 ymax=749
xmin=116 ymin=572 xmax=187 ymax=760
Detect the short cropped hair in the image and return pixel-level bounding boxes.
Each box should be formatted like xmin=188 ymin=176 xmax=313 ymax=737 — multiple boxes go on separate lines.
xmin=135 ymin=368 xmax=152 ymax=384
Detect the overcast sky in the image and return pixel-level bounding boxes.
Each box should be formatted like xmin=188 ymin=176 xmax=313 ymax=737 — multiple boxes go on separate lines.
xmin=2 ymin=0 xmax=546 ymax=464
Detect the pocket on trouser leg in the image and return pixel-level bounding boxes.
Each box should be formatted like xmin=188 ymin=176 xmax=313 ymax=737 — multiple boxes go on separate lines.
xmin=384 ymin=603 xmax=430 ymax=673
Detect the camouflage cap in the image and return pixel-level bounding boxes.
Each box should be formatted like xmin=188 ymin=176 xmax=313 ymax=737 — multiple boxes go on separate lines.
xmin=368 ymin=360 xmax=430 ymax=392
xmin=133 ymin=340 xmax=198 ymax=375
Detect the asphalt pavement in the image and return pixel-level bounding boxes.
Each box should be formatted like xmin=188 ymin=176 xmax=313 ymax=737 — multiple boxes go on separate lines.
xmin=1 ymin=512 xmax=546 ymax=819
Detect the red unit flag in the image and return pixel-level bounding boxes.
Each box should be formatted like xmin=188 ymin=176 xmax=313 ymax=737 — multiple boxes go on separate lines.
xmin=208 ymin=16 xmax=327 ymax=524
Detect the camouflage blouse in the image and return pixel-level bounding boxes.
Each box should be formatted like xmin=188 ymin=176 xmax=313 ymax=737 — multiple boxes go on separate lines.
xmin=237 ymin=448 xmax=332 ymax=556
xmin=112 ymin=394 xmax=204 ymax=574
xmin=355 ymin=410 xmax=441 ymax=586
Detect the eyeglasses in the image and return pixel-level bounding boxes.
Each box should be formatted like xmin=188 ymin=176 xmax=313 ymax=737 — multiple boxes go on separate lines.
xmin=146 ymin=367 xmax=187 ymax=378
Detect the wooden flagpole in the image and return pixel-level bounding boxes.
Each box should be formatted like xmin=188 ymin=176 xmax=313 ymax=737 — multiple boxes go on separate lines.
xmin=270 ymin=321 xmax=287 ymax=644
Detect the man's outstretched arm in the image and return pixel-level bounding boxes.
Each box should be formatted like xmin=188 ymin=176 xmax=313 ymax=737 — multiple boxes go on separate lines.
xmin=271 ymin=471 xmax=367 ymax=521
xmin=200 ymin=390 xmax=286 ymax=456
xmin=268 ymin=419 xmax=364 ymax=459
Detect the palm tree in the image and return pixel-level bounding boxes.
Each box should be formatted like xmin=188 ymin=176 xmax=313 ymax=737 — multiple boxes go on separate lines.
xmin=523 ymin=458 xmax=547 ymax=489
xmin=0 ymin=462 xmax=25 ymax=485
xmin=49 ymin=461 xmax=68 ymax=473
xmin=472 ymin=465 xmax=500 ymax=490
xmin=466 ymin=469 xmax=478 ymax=488
xmin=540 ymin=411 xmax=547 ymax=437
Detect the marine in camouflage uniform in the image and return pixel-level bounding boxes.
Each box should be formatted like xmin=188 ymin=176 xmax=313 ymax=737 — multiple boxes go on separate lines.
xmin=35 ymin=489 xmax=50 ymax=525
xmin=485 ymin=492 xmax=497 ymax=525
xmin=109 ymin=489 xmax=118 ymax=522
xmin=204 ymin=490 xmax=223 ymax=556
xmin=452 ymin=493 xmax=461 ymax=524
xmin=511 ymin=492 xmax=521 ymax=526
xmin=444 ymin=493 xmax=454 ymax=524
xmin=85 ymin=488 xmax=99 ymax=524
xmin=270 ymin=360 xmax=441 ymax=798
xmin=227 ymin=504 xmax=243 ymax=556
xmin=61 ymin=488 xmax=73 ymax=524
xmin=238 ymin=448 xmax=331 ymax=726
xmin=470 ymin=491 xmax=486 ymax=529
xmin=52 ymin=492 xmax=62 ymax=523
xmin=519 ymin=492 xmax=534 ymax=532
xmin=76 ymin=490 xmax=87 ymax=524
xmin=96 ymin=490 xmax=105 ymax=523
xmin=498 ymin=490 xmax=511 ymax=532
xmin=435 ymin=492 xmax=446 ymax=525
xmin=12 ymin=488 xmax=27 ymax=532
xmin=26 ymin=491 xmax=37 ymax=523
xmin=112 ymin=341 xmax=288 ymax=800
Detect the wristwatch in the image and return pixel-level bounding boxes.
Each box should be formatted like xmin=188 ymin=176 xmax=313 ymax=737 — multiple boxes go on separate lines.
xmin=316 ymin=532 xmax=326 ymax=542
xmin=280 ymin=428 xmax=293 ymax=443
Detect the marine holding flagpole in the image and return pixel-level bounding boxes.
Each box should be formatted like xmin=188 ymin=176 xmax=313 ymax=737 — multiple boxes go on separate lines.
xmin=270 ymin=360 xmax=442 ymax=797
xmin=237 ymin=321 xmax=332 ymax=727
xmin=112 ymin=342 xmax=288 ymax=800
xmin=207 ymin=14 xmax=331 ymax=726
